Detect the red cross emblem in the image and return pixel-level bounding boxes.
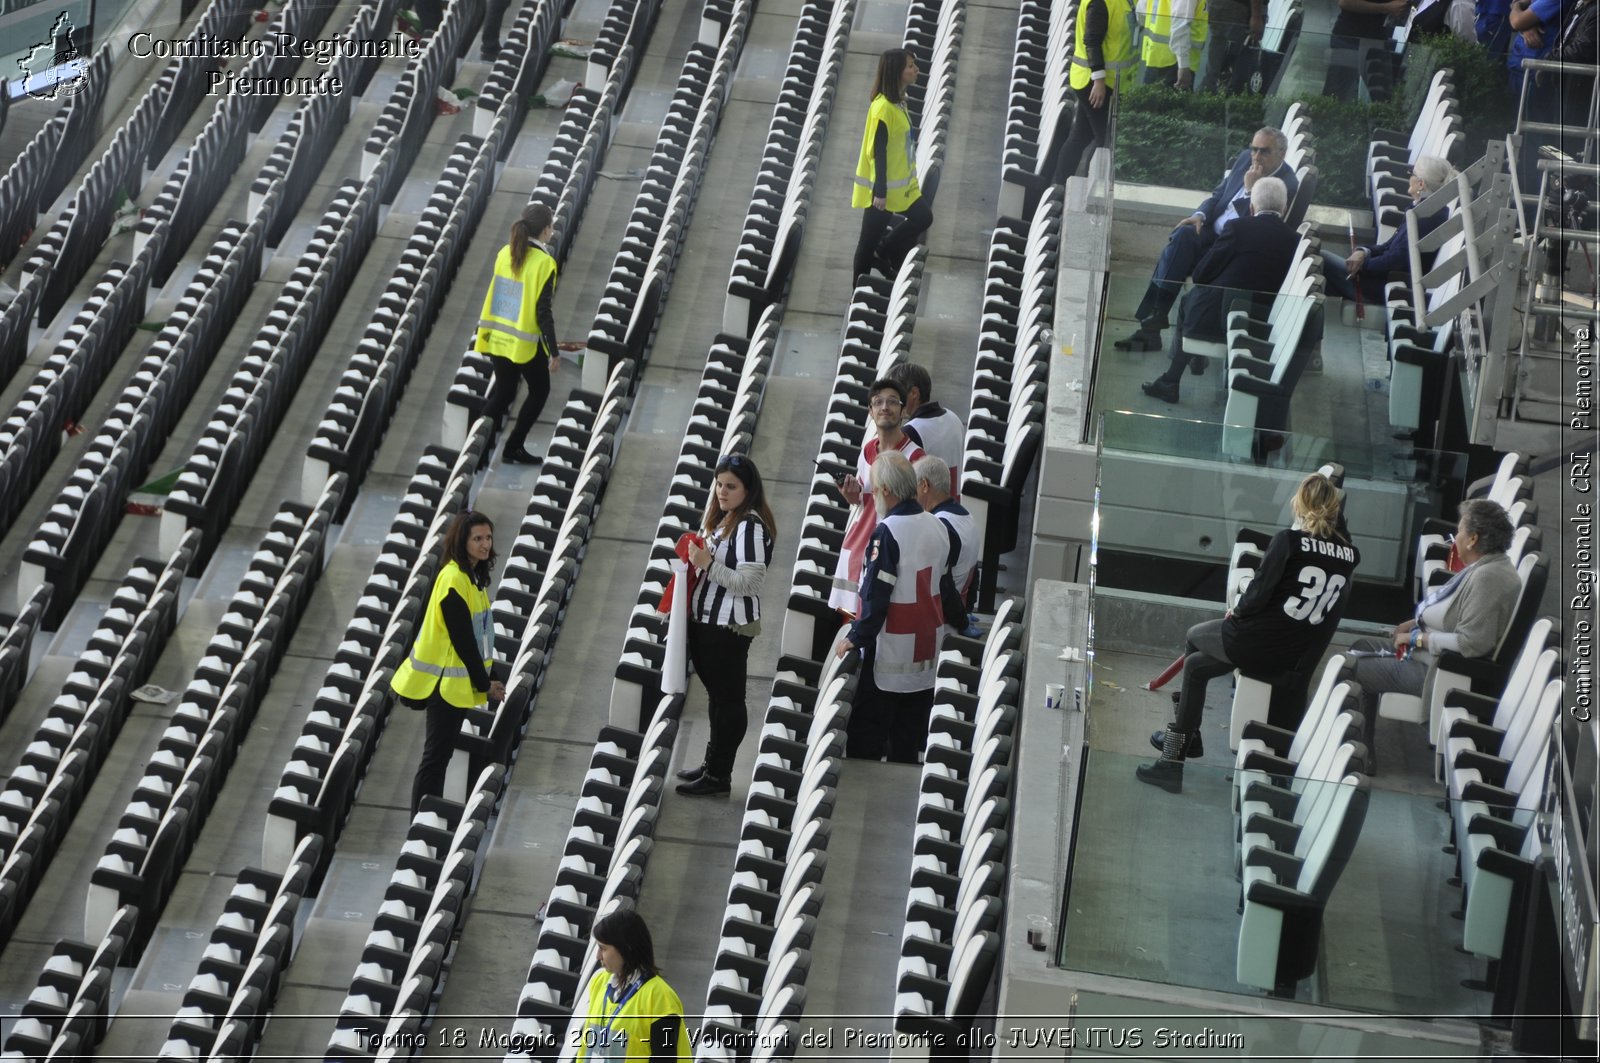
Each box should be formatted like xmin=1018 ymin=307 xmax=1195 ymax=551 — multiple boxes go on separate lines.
xmin=885 ymin=565 xmax=942 ymax=661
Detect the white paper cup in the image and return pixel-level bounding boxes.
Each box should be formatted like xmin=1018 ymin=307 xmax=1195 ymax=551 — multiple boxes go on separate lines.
xmin=1044 ymin=682 xmax=1065 ymax=710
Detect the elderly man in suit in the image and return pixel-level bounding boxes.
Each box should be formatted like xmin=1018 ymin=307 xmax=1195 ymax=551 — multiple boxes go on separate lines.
xmin=1115 ymin=127 xmax=1298 ymax=353
xmin=1141 ymin=176 xmax=1299 ymax=404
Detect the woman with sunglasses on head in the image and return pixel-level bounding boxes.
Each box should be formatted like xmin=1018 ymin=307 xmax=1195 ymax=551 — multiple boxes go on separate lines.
xmin=391 ymin=511 xmax=505 ymax=813
xmin=851 ymin=48 xmax=934 ymax=281
xmin=674 ymin=454 xmax=777 ymax=797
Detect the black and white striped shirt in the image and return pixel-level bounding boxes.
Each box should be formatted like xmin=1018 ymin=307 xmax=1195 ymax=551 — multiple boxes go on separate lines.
xmin=690 ymin=515 xmax=772 ymax=627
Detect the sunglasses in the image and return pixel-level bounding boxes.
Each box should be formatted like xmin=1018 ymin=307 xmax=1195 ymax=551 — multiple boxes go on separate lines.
xmin=869 ymin=397 xmax=904 ymax=410
xmin=717 ymin=454 xmax=748 ymax=469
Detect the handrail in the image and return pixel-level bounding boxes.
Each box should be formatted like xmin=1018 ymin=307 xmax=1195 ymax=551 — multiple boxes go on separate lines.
xmin=1521 ymin=58 xmax=1600 ymax=74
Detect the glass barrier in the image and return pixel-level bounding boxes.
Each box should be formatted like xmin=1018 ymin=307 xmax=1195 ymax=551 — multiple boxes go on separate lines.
xmin=1109 ymin=19 xmax=1521 ymax=212
xmin=1057 ymin=744 xmax=1520 ymax=1017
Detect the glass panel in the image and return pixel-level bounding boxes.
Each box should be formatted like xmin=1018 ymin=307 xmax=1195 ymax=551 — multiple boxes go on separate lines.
xmin=1110 ymin=22 xmax=1517 ymax=212
xmin=1059 ymin=748 xmax=1501 ymax=1017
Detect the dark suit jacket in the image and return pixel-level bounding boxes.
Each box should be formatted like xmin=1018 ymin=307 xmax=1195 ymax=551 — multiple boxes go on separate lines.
xmin=1182 ymin=211 xmax=1300 ymax=338
xmin=1194 ymin=150 xmax=1302 ymax=235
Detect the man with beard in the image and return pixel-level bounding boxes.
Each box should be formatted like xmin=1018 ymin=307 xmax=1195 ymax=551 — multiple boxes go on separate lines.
xmin=838 ymin=452 xmax=948 ymax=762
xmin=829 ymin=378 xmax=925 ymax=617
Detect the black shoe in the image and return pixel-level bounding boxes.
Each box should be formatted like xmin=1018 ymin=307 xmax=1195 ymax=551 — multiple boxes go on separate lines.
xmin=480 ymin=40 xmax=501 ymax=60
xmin=1189 ymin=355 xmax=1210 ymax=375
xmin=1135 ymin=758 xmax=1184 ymax=793
xmin=675 ymin=763 xmax=705 ymax=783
xmin=1114 ymin=327 xmax=1163 ymax=351
xmin=502 ymin=447 xmax=542 ymax=466
xmin=1148 ymin=729 xmax=1203 ymax=759
xmin=1142 ymin=378 xmax=1180 ymax=404
xmin=676 ymin=773 xmax=730 ymax=797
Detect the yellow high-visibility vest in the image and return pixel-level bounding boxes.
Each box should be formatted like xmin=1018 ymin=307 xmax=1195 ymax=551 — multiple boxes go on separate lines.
xmin=476 ymin=242 xmax=557 ymax=364
xmin=852 ymin=94 xmax=920 ymax=213
xmin=390 ymin=560 xmax=492 ymax=708
xmin=1070 ymin=0 xmax=1139 ymax=92
xmin=1141 ymin=0 xmax=1209 ymax=70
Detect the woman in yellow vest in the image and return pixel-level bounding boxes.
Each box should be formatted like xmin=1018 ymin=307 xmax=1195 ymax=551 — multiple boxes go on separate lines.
xmin=574 ymin=910 xmax=690 ymax=1060
xmin=390 ymin=511 xmax=504 ymax=813
xmin=851 ymin=48 xmax=933 ymax=281
xmin=478 ymin=202 xmax=560 ymax=466
xmin=1049 ymin=0 xmax=1137 ymax=184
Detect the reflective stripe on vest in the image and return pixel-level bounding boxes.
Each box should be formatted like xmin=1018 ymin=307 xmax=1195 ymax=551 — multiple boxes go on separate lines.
xmin=851 ymin=94 xmax=920 ymax=213
xmin=1072 ymin=0 xmax=1138 ymax=92
xmin=476 ymin=243 xmax=557 ymax=365
xmin=389 ymin=560 xmax=492 ymax=708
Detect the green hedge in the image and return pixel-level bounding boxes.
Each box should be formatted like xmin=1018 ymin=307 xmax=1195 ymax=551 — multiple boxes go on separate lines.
xmin=1113 ymin=35 xmax=1515 ymax=210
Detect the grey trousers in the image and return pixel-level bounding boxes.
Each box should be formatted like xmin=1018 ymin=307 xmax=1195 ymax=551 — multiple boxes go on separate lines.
xmin=1348 ymin=637 xmax=1429 ymax=745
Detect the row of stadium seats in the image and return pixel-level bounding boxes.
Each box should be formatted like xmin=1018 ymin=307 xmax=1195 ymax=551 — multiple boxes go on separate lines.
xmin=245 ymin=0 xmax=394 ymax=249
xmin=472 ymin=0 xmax=560 ymax=133
xmin=511 ymin=695 xmax=682 ymax=1057
xmin=1 ymin=903 xmax=137 ymax=1059
xmin=999 ymin=0 xmax=1069 ymax=219
xmin=84 ymin=479 xmax=344 ymax=965
xmin=695 ymin=649 xmax=859 ymax=1060
xmin=1368 ymin=70 xmax=1459 ymax=244
xmin=0 ymin=533 xmax=198 ymax=946
xmin=1232 ymin=659 xmax=1370 ymax=994
xmin=1213 ymin=225 xmax=1326 ymax=461
xmin=959 ymin=192 xmax=1056 ymax=612
xmin=901 ymin=0 xmax=964 ymax=205
xmin=893 ymin=602 xmax=1021 ymax=1045
xmin=145 ymin=0 xmax=257 ymax=168
xmin=325 ymin=772 xmax=500 ymax=1059
xmin=1442 ymin=621 xmax=1563 ymax=978
xmin=723 ymin=0 xmax=852 ymax=338
xmin=158 ymin=175 xmax=380 ymax=568
xmin=306 ymin=120 xmax=508 ymax=509
xmin=0 ymin=240 xmax=161 ymax=541
xmin=364 ymin=0 xmax=479 ymax=203
xmin=157 ymin=836 xmax=322 ymax=1059
xmin=0 ymin=586 xmax=51 ymax=724
xmin=584 ymin=0 xmax=752 ymax=388
xmin=19 ymin=213 xmax=270 ymax=628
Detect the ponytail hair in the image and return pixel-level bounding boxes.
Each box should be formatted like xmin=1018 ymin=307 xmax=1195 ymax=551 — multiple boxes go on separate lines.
xmin=509 ymin=202 xmax=554 ymax=273
xmin=1292 ymin=473 xmax=1344 ymax=540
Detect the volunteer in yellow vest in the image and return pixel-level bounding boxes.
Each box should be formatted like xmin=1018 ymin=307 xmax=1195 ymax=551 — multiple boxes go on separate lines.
xmin=851 ymin=48 xmax=934 ymax=281
xmin=1141 ymin=0 xmax=1209 ymax=89
xmin=478 ymin=202 xmax=560 ymax=466
xmin=574 ymin=910 xmax=690 ymax=1061
xmin=391 ymin=511 xmax=503 ymax=814
xmin=1047 ymin=0 xmax=1138 ymax=184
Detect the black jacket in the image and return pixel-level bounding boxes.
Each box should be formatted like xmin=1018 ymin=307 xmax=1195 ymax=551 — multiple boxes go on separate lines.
xmin=1182 ymin=211 xmax=1299 ymax=338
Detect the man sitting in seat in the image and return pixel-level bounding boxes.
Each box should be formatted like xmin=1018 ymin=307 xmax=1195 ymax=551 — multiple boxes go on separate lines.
xmin=1322 ymin=156 xmax=1456 ymax=305
xmin=1114 ymin=127 xmax=1298 ymax=353
xmin=1141 ymin=176 xmax=1298 ymax=404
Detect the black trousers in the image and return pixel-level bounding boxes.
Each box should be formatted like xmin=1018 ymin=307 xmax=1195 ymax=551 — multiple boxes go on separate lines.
xmin=413 ymin=694 xmax=462 ymax=813
xmin=688 ymin=621 xmax=754 ymax=778
xmin=484 ymin=353 xmax=551 ymax=451
xmin=481 ymin=0 xmax=510 ymax=45
xmin=845 ymin=646 xmax=935 ymax=763
xmin=852 ymin=199 xmax=934 ymax=279
xmin=1050 ymin=84 xmax=1112 ymax=186
xmin=1173 ymin=619 xmax=1239 ymax=732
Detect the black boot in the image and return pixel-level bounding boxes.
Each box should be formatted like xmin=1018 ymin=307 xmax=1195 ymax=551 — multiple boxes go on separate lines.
xmin=675 ymin=763 xmax=706 ymax=782
xmin=1147 ymin=728 xmax=1203 ymax=759
xmin=1135 ymin=726 xmax=1190 ymax=793
xmin=676 ymin=773 xmax=730 ymax=797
